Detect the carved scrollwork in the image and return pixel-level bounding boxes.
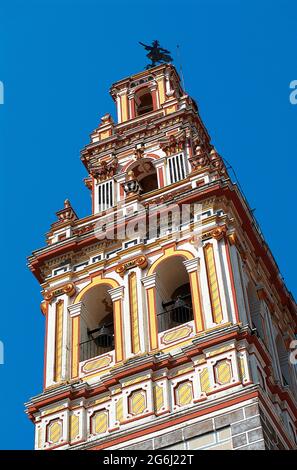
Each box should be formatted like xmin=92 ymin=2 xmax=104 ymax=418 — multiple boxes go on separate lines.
xmin=89 ymin=155 xmax=119 ymax=182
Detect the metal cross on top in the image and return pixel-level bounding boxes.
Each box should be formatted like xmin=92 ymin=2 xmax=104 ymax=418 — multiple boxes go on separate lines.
xmin=139 ymin=40 xmax=173 ymax=69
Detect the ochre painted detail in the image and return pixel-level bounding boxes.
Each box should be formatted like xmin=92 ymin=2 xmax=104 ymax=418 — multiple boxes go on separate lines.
xmin=92 ymin=411 xmax=108 ymax=434
xmin=70 ymin=414 xmax=79 ymax=442
xmin=156 ymin=76 xmax=166 ymax=105
xmin=189 ymin=270 xmax=204 ymax=333
xmin=129 ymin=390 xmax=146 ymax=416
xmin=82 ymin=355 xmax=112 ymax=373
xmin=147 ymin=287 xmax=158 ymax=350
xmin=37 ymin=427 xmax=42 ymax=449
xmin=71 ymin=315 xmax=80 ymax=379
xmin=204 ymin=243 xmax=223 ymax=324
xmin=120 ymin=93 xmax=128 ymax=122
xmin=116 ymin=397 xmax=123 ymax=423
xmin=114 ymin=299 xmax=124 ymax=362
xmin=239 ymin=356 xmax=246 ymax=381
xmin=116 ymin=255 xmax=147 ymax=277
xmin=154 ymin=385 xmax=164 ymax=413
xmin=43 ymin=283 xmax=76 ymax=302
xmin=199 ymin=368 xmax=211 ymax=393
xmin=47 ymin=420 xmax=62 ymax=444
xmin=175 ymin=381 xmax=193 ymax=406
xmin=215 ymin=360 xmax=232 ymax=385
xmin=162 ymin=325 xmax=192 ymax=344
xmin=54 ymin=300 xmax=63 ymax=383
xmin=42 ymin=405 xmax=64 ymax=416
xmin=129 ymin=272 xmax=140 ymax=354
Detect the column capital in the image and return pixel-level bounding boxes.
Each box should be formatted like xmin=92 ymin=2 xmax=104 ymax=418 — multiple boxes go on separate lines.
xmin=183 ymin=257 xmax=200 ymax=273
xmin=142 ymin=273 xmax=159 ymax=289
xmin=68 ymin=302 xmax=89 ymax=322
xmin=108 ymin=286 xmax=124 ymax=302
xmin=68 ymin=302 xmax=82 ymax=318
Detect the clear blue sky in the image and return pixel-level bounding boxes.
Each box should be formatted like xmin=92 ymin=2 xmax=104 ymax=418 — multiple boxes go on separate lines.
xmin=0 ymin=0 xmax=296 ymax=450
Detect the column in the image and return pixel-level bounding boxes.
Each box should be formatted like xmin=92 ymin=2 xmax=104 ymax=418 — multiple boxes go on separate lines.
xmin=68 ymin=302 xmax=85 ymax=380
xmin=142 ymin=274 xmax=159 ymax=351
xmin=183 ymin=258 xmax=204 ymax=333
xmin=153 ymin=157 xmax=166 ymax=188
xmin=108 ymin=286 xmax=125 ymax=363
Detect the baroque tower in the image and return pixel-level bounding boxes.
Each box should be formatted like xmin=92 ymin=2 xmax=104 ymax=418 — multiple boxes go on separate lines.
xmin=26 ymin=63 xmax=297 ymax=450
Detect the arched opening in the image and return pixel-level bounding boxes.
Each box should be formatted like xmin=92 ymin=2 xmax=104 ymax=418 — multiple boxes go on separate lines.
xmin=275 ymin=334 xmax=290 ymax=387
xmin=127 ymin=159 xmax=158 ymax=195
xmin=79 ymin=285 xmax=114 ymax=361
xmin=246 ymin=281 xmax=264 ymax=339
xmin=154 ymin=256 xmax=193 ymax=332
xmin=135 ymin=89 xmax=154 ymax=116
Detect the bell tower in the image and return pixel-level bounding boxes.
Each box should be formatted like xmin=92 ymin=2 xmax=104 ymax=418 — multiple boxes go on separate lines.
xmin=26 ymin=61 xmax=297 ymax=451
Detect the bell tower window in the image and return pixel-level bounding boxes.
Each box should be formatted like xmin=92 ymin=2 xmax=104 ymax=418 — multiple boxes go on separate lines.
xmin=154 ymin=256 xmax=194 ymax=333
xmin=125 ymin=159 xmax=158 ymax=195
xmin=135 ymin=90 xmax=154 ymax=116
xmin=167 ymin=153 xmax=187 ymax=184
xmin=79 ymin=285 xmax=114 ymax=361
xmin=96 ymin=179 xmax=114 ymax=212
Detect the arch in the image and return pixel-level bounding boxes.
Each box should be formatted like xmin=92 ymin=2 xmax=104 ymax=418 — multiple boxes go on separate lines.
xmin=122 ymin=153 xmax=159 ymax=173
xmin=74 ymin=276 xmax=120 ymax=304
xmin=148 ymin=249 xmax=195 ymax=276
xmin=124 ymin=158 xmax=159 ymax=195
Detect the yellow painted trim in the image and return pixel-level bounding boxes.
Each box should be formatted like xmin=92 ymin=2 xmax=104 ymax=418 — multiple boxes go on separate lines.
xmin=147 ymin=287 xmax=158 ymax=350
xmin=74 ymin=276 xmax=119 ymax=304
xmin=204 ymin=244 xmax=223 ymax=324
xmin=120 ymin=94 xmax=128 ymax=122
xmin=54 ymin=300 xmax=63 ymax=383
xmin=129 ymin=272 xmax=140 ymax=354
xmin=114 ymin=299 xmax=124 ymax=362
xmin=71 ymin=315 xmax=80 ymax=379
xmin=189 ymin=271 xmax=204 ymax=332
xmin=157 ymin=77 xmax=166 ymax=105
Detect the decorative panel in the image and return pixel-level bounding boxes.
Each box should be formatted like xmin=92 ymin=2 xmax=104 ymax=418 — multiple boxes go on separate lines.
xmin=154 ymin=384 xmax=164 ymax=413
xmin=204 ymin=244 xmax=223 ymax=324
xmin=161 ymin=324 xmax=192 ymax=345
xmin=54 ymin=300 xmax=64 ymax=382
xmin=129 ymin=390 xmax=146 ymax=416
xmin=116 ymin=397 xmax=123 ymax=423
xmin=37 ymin=427 xmax=43 ymax=449
xmin=81 ymin=354 xmax=113 ymax=374
xmin=47 ymin=419 xmax=62 ymax=444
xmin=214 ymin=360 xmax=232 ymax=385
xmin=92 ymin=411 xmax=108 ymax=435
xmin=175 ymin=381 xmax=193 ymax=407
xmin=129 ymin=272 xmax=140 ymax=354
xmin=238 ymin=356 xmax=246 ymax=382
xmin=69 ymin=414 xmax=79 ymax=442
xmin=199 ymin=368 xmax=211 ymax=394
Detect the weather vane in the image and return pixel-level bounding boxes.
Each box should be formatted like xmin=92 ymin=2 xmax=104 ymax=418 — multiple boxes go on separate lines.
xmin=139 ymin=40 xmax=173 ymax=69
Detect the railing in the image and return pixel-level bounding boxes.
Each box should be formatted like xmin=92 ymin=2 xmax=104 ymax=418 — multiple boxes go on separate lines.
xmin=79 ymin=337 xmax=114 ymax=362
xmin=157 ymin=303 xmax=193 ymax=333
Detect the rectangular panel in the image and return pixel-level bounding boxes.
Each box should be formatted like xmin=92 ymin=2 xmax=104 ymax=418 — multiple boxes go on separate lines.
xmin=204 ymin=243 xmax=223 ymax=324
xmin=129 ymin=272 xmax=141 ymax=354
xmin=54 ymin=300 xmax=64 ymax=382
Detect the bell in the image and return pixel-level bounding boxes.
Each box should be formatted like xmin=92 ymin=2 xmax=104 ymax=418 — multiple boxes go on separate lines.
xmin=171 ymin=305 xmax=191 ymax=324
xmin=94 ymin=325 xmax=113 ymax=348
